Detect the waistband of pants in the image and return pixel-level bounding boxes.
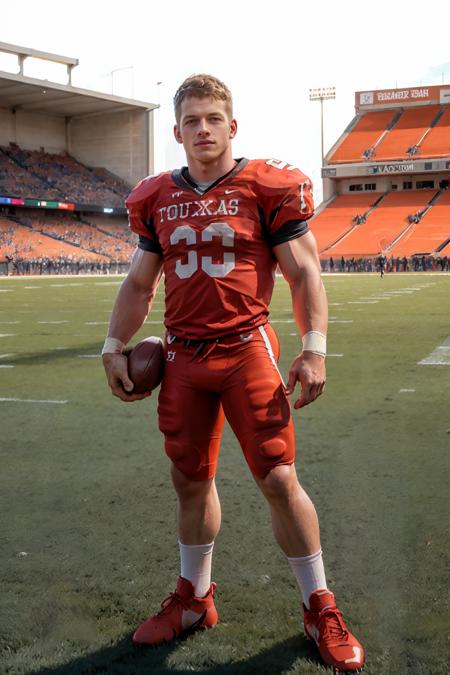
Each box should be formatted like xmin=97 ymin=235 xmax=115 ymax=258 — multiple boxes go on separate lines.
xmin=166 ymin=328 xmax=259 ymax=350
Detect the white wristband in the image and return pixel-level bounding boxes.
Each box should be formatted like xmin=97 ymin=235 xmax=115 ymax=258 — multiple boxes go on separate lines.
xmin=302 ymin=331 xmax=326 ymax=357
xmin=101 ymin=336 xmax=125 ymax=355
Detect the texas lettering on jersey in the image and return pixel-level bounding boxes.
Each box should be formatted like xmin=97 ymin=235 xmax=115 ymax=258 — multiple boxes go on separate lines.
xmin=126 ymin=158 xmax=314 ymax=339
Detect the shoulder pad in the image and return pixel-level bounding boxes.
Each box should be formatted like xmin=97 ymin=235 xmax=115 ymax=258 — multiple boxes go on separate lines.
xmin=125 ymin=171 xmax=171 ymax=208
xmin=245 ymin=158 xmax=312 ymax=191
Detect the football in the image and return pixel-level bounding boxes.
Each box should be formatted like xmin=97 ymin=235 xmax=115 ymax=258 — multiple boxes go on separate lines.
xmin=127 ymin=336 xmax=165 ymax=394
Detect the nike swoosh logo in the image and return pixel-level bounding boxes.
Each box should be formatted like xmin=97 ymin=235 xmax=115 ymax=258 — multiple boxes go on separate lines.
xmin=224 ymin=189 xmax=238 ymax=194
xmin=306 ymin=623 xmax=320 ymax=643
xmin=344 ymin=646 xmax=363 ymax=664
xmin=183 ymin=609 xmax=208 ymax=634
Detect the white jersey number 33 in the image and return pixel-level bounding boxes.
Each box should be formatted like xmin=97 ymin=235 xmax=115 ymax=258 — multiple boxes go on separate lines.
xmin=170 ymin=222 xmax=235 ymax=279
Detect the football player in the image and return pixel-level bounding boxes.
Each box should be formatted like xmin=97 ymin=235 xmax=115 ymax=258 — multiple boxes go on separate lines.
xmin=102 ymin=74 xmax=365 ymax=672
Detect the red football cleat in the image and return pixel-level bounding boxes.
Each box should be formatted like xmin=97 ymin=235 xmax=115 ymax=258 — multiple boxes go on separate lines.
xmin=304 ymin=589 xmax=365 ymax=672
xmin=132 ymin=576 xmax=218 ymax=646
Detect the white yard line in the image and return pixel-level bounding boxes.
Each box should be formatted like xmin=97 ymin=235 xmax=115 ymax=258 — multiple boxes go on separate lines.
xmin=0 ymin=365 xmax=14 ymax=368
xmin=329 ymin=320 xmax=354 ymax=324
xmin=399 ymin=389 xmax=416 ymax=393
xmin=0 ymin=398 xmax=68 ymax=404
xmin=38 ymin=320 xmax=69 ymax=324
xmin=0 ymin=353 xmax=14 ymax=358
xmin=348 ymin=300 xmax=379 ymax=304
xmin=78 ymin=354 xmax=100 ymax=358
xmin=49 ymin=283 xmax=86 ymax=287
xmin=85 ymin=321 xmax=109 ymax=325
xmin=418 ymin=337 xmax=450 ymax=365
xmin=0 ymin=333 xmax=16 ymax=337
xmin=0 ymin=321 xmax=20 ymax=324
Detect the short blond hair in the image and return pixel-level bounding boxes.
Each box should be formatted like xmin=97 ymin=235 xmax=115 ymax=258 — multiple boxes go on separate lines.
xmin=174 ymin=74 xmax=233 ymax=122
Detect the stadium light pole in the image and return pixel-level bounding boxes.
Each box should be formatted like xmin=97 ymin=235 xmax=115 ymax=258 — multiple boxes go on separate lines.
xmin=309 ymin=87 xmax=336 ymax=165
xmin=110 ymin=66 xmax=134 ymax=96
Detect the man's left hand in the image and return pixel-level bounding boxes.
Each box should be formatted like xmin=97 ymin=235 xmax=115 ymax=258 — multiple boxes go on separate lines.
xmin=285 ymin=352 xmax=326 ymax=409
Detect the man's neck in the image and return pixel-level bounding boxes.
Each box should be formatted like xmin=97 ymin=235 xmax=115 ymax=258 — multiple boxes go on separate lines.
xmin=186 ymin=156 xmax=236 ymax=184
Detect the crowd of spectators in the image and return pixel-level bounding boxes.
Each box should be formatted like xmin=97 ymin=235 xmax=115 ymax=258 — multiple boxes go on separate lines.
xmin=321 ymin=255 xmax=450 ymax=273
xmin=0 ymin=144 xmax=130 ymax=207
xmin=1 ymin=256 xmax=130 ymax=276
xmin=85 ymin=215 xmax=137 ymax=244
xmin=0 ymin=149 xmax=59 ymax=200
xmin=22 ymin=212 xmax=135 ymax=262
xmin=0 ymin=211 xmax=136 ymax=272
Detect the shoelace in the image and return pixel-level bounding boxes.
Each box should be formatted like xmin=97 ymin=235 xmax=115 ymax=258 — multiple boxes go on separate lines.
xmin=158 ymin=591 xmax=191 ymax=615
xmin=318 ymin=607 xmax=349 ymax=643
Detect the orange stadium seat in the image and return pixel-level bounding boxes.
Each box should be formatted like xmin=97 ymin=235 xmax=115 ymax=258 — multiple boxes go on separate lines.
xmin=418 ymin=106 xmax=450 ymax=158
xmin=328 ymin=111 xmax=396 ymax=163
xmin=0 ymin=217 xmax=109 ymax=261
xmin=390 ymin=189 xmax=450 ymax=256
xmin=309 ymin=194 xmax=381 ymax=251
xmin=84 ymin=215 xmax=137 ymax=244
xmin=325 ymin=190 xmax=435 ymax=257
xmin=28 ymin=214 xmax=134 ymax=262
xmin=373 ymin=105 xmax=441 ymax=160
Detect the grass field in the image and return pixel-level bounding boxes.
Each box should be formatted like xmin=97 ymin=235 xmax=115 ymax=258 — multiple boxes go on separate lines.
xmin=1 ymin=272 xmax=449 ymax=675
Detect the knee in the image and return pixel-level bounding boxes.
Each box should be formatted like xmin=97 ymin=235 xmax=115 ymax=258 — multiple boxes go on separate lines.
xmin=171 ymin=463 xmax=214 ymax=503
xmin=257 ymin=463 xmax=299 ymax=504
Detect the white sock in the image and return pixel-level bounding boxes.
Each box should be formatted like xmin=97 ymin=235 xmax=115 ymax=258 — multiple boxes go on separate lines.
xmin=287 ymin=548 xmax=327 ymax=609
xmin=179 ymin=541 xmax=214 ymax=598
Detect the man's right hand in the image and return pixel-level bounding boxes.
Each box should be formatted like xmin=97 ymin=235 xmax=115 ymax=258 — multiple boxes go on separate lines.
xmin=102 ymin=353 xmax=151 ymax=402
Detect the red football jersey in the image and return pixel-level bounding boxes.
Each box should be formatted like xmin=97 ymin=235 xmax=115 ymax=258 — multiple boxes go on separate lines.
xmin=126 ymin=158 xmax=314 ymax=339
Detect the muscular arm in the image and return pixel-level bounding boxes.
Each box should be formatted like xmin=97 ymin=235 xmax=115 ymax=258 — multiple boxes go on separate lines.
xmin=102 ymin=248 xmax=163 ymax=402
xmin=274 ymin=231 xmax=328 ymax=409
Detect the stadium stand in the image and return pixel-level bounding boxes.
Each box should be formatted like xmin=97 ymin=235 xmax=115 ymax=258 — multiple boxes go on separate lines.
xmin=328 ymin=111 xmax=397 ymax=163
xmin=323 ymin=190 xmax=435 ymax=257
xmin=0 ymin=215 xmax=109 ymax=263
xmin=0 ymin=44 xmax=158 ymax=275
xmin=0 ymin=148 xmax=59 ymax=200
xmin=11 ymin=211 xmax=134 ymax=261
xmin=418 ymin=106 xmax=450 ymax=157
xmin=390 ymin=189 xmax=450 ymax=256
xmin=308 ymin=194 xmax=381 ymax=250
xmin=315 ymin=84 xmax=450 ymax=269
xmin=2 ymin=144 xmax=128 ymax=207
xmin=373 ymin=105 xmax=442 ymax=160
xmin=85 ymin=215 xmax=136 ymax=244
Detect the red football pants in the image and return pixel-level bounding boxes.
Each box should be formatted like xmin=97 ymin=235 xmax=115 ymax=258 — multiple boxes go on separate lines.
xmin=158 ymin=323 xmax=295 ymax=480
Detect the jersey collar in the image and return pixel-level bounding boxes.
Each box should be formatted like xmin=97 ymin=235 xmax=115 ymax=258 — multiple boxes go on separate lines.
xmin=171 ymin=158 xmax=249 ymax=195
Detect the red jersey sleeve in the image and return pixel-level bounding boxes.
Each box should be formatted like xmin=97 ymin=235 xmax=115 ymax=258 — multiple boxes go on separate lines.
xmin=126 ymin=174 xmax=166 ymax=255
xmin=253 ymin=159 xmax=315 ymax=247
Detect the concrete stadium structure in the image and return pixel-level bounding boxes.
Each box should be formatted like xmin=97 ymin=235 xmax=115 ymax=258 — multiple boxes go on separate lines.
xmin=0 ymin=42 xmax=158 ymax=187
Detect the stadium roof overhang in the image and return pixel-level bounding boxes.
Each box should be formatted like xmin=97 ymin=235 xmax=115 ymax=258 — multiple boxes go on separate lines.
xmin=0 ymin=70 xmax=158 ymax=119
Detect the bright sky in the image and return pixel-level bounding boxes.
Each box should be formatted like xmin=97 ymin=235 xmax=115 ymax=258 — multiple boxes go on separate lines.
xmin=1 ymin=0 xmax=450 ymax=201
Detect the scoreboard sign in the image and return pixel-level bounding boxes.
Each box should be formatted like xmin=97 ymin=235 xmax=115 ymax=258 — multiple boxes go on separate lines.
xmin=356 ymin=85 xmax=450 ymax=109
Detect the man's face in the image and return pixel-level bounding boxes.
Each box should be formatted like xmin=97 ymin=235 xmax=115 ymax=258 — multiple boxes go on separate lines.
xmin=174 ymin=96 xmax=237 ymax=163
